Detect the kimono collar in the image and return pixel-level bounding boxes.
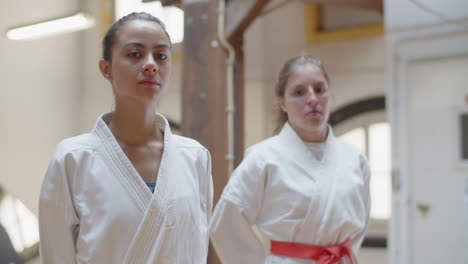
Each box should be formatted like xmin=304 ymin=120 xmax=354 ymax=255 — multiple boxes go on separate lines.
xmin=278 ymin=122 xmax=335 ymax=163
xmin=92 ymin=112 xmax=175 ymax=211
xmin=279 ymin=122 xmax=334 ymax=144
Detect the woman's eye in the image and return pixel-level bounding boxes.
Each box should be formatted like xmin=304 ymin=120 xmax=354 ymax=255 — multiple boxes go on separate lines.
xmin=294 ymin=89 xmax=304 ymax=96
xmin=128 ymin=51 xmax=140 ymax=58
xmin=316 ymin=84 xmax=328 ymax=94
xmin=156 ymin=53 xmax=168 ymax=60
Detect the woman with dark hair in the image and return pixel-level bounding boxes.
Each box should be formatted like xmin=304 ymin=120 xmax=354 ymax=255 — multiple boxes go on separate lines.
xmin=210 ymin=55 xmax=370 ymax=264
xmin=39 ymin=12 xmax=213 ymax=263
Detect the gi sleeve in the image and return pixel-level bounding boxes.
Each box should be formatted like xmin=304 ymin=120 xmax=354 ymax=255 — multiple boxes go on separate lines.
xmin=39 ymin=149 xmax=80 ymax=264
xmin=204 ymin=149 xmax=214 ymax=227
xmin=199 ymin=148 xmax=214 ymax=262
xmin=209 ymin=149 xmax=267 ymax=264
xmin=352 ymin=154 xmax=372 ymax=255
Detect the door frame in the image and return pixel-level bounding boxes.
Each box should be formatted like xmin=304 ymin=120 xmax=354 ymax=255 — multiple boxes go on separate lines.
xmin=387 ymin=24 xmax=468 ymax=264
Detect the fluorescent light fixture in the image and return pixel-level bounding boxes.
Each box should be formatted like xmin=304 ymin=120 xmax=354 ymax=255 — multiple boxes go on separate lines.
xmin=7 ymin=12 xmax=95 ymax=40
xmin=115 ymin=0 xmax=184 ymax=43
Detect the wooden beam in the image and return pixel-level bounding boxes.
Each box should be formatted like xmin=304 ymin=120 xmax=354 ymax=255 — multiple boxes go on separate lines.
xmin=301 ymin=0 xmax=383 ymax=13
xmin=225 ymin=0 xmax=272 ymax=42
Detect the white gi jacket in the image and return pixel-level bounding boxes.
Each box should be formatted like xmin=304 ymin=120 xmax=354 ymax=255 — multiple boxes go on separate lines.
xmin=39 ymin=112 xmax=213 ymax=264
xmin=210 ymin=122 xmax=370 ymax=264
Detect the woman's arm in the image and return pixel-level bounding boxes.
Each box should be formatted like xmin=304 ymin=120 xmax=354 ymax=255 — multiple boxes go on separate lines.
xmin=210 ymin=198 xmax=266 ymax=264
xmin=39 ymin=151 xmax=79 ymax=263
xmin=198 ymin=148 xmax=214 ymax=262
xmin=351 ymin=155 xmax=372 ymax=254
xmin=209 ymin=151 xmax=267 ymax=264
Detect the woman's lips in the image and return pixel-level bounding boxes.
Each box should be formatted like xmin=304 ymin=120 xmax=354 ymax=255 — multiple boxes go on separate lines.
xmin=306 ymin=110 xmax=321 ymax=116
xmin=138 ymin=79 xmax=160 ymax=87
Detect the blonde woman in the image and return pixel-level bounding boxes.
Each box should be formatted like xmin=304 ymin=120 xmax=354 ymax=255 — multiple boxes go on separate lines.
xmin=210 ymin=55 xmax=370 ymax=264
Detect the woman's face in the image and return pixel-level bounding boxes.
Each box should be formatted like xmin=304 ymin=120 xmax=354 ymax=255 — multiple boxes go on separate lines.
xmin=280 ymin=63 xmax=330 ymax=141
xmin=100 ymin=19 xmax=172 ymax=103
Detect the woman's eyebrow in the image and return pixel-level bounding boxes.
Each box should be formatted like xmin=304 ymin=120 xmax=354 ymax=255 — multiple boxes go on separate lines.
xmin=154 ymin=44 xmax=170 ymax=49
xmin=123 ymin=42 xmax=144 ymax=48
xmin=123 ymin=42 xmax=170 ymax=49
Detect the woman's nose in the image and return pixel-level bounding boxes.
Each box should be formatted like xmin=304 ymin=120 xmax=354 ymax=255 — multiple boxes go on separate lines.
xmin=307 ymin=89 xmax=317 ymax=103
xmin=143 ymin=56 xmax=158 ymax=73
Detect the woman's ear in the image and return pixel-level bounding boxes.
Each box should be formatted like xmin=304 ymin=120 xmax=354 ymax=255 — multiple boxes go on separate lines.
xmin=99 ymin=59 xmax=112 ymax=80
xmin=279 ymin=97 xmax=287 ymax=113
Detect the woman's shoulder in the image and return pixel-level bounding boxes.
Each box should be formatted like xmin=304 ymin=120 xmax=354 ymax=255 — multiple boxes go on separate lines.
xmin=52 ymin=133 xmax=98 ymax=159
xmin=244 ymin=135 xmax=282 ymax=157
xmin=172 ymin=135 xmax=211 ymax=162
xmin=173 ymin=134 xmax=207 ymax=151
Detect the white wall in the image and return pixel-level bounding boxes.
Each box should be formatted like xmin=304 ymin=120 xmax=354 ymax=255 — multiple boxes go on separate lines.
xmin=0 ymin=0 xmax=82 ymax=215
xmin=80 ymin=0 xmax=115 ymax=131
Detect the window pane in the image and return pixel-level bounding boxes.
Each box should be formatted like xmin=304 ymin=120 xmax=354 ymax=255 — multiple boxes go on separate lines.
xmin=370 ymin=171 xmax=392 ymax=219
xmin=369 ymin=122 xmax=391 ymax=219
xmin=1 ymin=196 xmax=24 ymax=252
xmin=369 ymin=123 xmax=391 ymax=172
xmin=0 ymin=195 xmax=39 ymax=252
xmin=16 ymin=200 xmax=39 ymax=248
xmin=339 ymin=127 xmax=366 ymax=153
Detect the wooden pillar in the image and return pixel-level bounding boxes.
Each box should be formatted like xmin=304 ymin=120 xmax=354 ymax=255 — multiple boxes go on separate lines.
xmin=181 ymin=0 xmax=271 ymax=263
xmin=181 ymin=1 xmax=228 ymax=263
xmin=181 ymin=0 xmax=227 ymax=199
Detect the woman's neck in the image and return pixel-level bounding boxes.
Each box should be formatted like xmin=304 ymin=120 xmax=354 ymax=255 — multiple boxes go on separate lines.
xmin=293 ymin=123 xmax=329 ymax=143
xmin=109 ymin=101 xmax=162 ymax=145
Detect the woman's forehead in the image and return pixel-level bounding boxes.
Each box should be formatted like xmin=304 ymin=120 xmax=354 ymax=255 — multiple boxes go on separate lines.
xmin=116 ymin=19 xmax=170 ymax=45
xmin=289 ymin=64 xmax=326 ymax=82
xmin=292 ymin=63 xmax=322 ymax=73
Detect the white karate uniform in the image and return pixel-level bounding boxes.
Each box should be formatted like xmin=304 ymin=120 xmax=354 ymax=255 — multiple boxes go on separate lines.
xmin=39 ymin=112 xmax=213 ymax=264
xmin=210 ymin=123 xmax=370 ymax=264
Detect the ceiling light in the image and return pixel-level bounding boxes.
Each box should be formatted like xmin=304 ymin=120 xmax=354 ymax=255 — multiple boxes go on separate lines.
xmin=6 ymin=12 xmax=95 ymax=40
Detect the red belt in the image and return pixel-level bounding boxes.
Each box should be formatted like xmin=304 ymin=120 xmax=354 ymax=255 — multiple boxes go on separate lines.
xmin=270 ymin=238 xmax=354 ymax=264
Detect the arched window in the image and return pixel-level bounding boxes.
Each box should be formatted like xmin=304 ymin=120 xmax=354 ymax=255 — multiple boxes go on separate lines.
xmin=331 ymin=97 xmax=390 ymax=243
